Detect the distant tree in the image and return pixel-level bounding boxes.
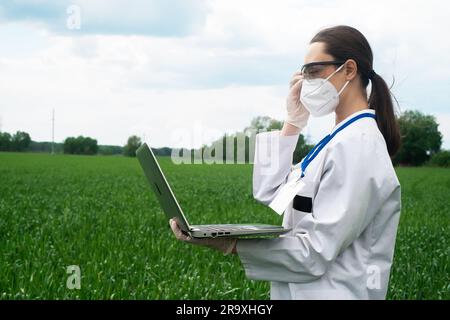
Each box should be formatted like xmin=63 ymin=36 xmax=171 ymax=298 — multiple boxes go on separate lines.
xmin=123 ymin=135 xmax=142 ymax=157
xmin=244 ymin=116 xmax=313 ymax=164
xmin=11 ymin=131 xmax=31 ymax=151
xmin=63 ymin=137 xmax=75 ymax=154
xmin=428 ymin=150 xmax=450 ymax=167
xmin=293 ymin=134 xmax=314 ymax=164
xmin=394 ymin=110 xmax=442 ymax=166
xmin=82 ymin=136 xmax=98 ymax=155
xmin=0 ymin=131 xmax=31 ymax=152
xmin=63 ymin=136 xmax=98 ymax=155
xmin=0 ymin=132 xmax=12 ymax=151
xmin=244 ymin=116 xmax=283 ymax=133
xmin=196 ymin=116 xmax=313 ymax=164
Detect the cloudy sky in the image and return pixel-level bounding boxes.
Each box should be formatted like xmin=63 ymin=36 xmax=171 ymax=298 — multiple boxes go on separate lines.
xmin=0 ymin=0 xmax=449 ymax=149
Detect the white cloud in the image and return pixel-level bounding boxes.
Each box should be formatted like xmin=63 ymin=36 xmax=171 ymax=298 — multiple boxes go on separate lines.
xmin=0 ymin=0 xmax=449 ymax=149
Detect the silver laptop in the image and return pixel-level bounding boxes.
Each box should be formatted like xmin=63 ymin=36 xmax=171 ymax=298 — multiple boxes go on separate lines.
xmin=136 ymin=142 xmax=290 ymax=238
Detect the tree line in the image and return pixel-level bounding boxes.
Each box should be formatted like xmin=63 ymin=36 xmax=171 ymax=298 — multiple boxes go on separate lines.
xmin=0 ymin=132 xmax=166 ymax=157
xmin=195 ymin=110 xmax=449 ymax=167
xmin=0 ymin=109 xmax=449 ymax=166
xmin=0 ymin=131 xmax=31 ymax=152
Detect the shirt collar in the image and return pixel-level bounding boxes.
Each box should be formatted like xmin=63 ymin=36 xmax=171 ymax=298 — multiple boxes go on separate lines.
xmin=330 ymin=108 xmax=376 ymax=134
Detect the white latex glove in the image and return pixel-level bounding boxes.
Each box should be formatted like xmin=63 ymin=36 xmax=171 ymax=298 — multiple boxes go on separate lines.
xmin=169 ymin=218 xmax=237 ymax=256
xmin=286 ymin=71 xmax=310 ymax=129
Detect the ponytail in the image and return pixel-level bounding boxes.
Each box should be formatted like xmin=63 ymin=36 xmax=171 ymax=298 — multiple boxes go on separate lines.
xmin=368 ymin=73 xmax=401 ymax=157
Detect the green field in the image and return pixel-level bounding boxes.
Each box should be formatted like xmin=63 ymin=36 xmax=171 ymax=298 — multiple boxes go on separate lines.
xmin=0 ymin=152 xmax=449 ymax=299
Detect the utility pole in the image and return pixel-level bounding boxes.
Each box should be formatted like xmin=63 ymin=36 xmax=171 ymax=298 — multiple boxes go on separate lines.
xmin=52 ymin=108 xmax=55 ymax=155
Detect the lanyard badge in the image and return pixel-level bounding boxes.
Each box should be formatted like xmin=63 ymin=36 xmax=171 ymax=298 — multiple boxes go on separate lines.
xmin=269 ymin=178 xmax=306 ymax=215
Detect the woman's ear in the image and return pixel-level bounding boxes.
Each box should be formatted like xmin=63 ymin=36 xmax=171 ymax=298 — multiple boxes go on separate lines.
xmin=344 ymin=59 xmax=358 ymax=81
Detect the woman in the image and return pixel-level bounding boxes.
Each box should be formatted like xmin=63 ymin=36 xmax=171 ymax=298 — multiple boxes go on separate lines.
xmin=170 ymin=25 xmax=402 ymax=300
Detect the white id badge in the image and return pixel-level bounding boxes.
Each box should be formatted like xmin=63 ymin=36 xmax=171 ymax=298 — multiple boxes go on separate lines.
xmin=269 ymin=179 xmax=306 ymax=215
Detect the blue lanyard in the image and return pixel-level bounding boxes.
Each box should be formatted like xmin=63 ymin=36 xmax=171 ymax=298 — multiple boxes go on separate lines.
xmin=300 ymin=112 xmax=376 ymax=178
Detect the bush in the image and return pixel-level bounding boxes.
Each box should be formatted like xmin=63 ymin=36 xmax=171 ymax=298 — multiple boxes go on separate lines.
xmin=0 ymin=132 xmax=12 ymax=151
xmin=64 ymin=136 xmax=98 ymax=155
xmin=0 ymin=131 xmax=31 ymax=152
xmin=428 ymin=150 xmax=450 ymax=167
xmin=123 ymin=135 xmax=142 ymax=157
xmin=394 ymin=110 xmax=442 ymax=166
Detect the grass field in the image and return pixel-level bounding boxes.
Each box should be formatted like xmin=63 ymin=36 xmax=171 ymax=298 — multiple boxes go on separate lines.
xmin=0 ymin=152 xmax=449 ymax=299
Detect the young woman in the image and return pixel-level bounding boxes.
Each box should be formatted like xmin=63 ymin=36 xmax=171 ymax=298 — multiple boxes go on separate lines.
xmin=170 ymin=25 xmax=402 ymax=300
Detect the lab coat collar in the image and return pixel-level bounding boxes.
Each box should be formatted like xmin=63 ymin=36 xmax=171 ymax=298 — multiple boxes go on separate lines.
xmin=330 ymin=108 xmax=376 ymax=135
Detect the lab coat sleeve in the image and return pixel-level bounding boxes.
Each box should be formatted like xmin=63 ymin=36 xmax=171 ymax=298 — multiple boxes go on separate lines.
xmin=237 ymin=133 xmax=394 ymax=283
xmin=252 ymin=130 xmax=300 ymax=205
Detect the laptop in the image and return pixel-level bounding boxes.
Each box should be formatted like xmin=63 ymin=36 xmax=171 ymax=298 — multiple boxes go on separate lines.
xmin=136 ymin=142 xmax=291 ymax=238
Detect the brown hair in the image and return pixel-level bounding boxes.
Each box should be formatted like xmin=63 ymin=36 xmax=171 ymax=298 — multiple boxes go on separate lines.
xmin=311 ymin=25 xmax=401 ymax=157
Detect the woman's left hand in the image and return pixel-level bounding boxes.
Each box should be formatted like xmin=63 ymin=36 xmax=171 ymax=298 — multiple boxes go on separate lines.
xmin=169 ymin=218 xmax=237 ymax=256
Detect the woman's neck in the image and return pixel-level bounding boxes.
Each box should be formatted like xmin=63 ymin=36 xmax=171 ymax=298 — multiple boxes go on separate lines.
xmin=335 ymin=93 xmax=369 ymax=125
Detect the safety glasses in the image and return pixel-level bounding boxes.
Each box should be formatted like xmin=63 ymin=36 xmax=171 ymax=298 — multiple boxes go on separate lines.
xmin=300 ymin=60 xmax=346 ymax=80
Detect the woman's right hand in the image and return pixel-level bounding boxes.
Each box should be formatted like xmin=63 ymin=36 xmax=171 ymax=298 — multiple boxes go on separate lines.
xmin=285 ymin=71 xmax=310 ymax=130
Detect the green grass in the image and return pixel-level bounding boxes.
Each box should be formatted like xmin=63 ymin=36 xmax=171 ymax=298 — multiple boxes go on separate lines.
xmin=0 ymin=152 xmax=448 ymax=299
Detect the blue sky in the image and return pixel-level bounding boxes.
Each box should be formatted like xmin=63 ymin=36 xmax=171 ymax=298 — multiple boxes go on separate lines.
xmin=0 ymin=0 xmax=449 ymax=149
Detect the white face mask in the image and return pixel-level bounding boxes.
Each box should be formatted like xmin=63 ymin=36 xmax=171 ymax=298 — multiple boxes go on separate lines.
xmin=300 ymin=63 xmax=350 ymax=117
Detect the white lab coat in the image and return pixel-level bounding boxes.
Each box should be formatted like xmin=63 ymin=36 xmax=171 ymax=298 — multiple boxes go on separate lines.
xmin=236 ymin=109 xmax=402 ymax=300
